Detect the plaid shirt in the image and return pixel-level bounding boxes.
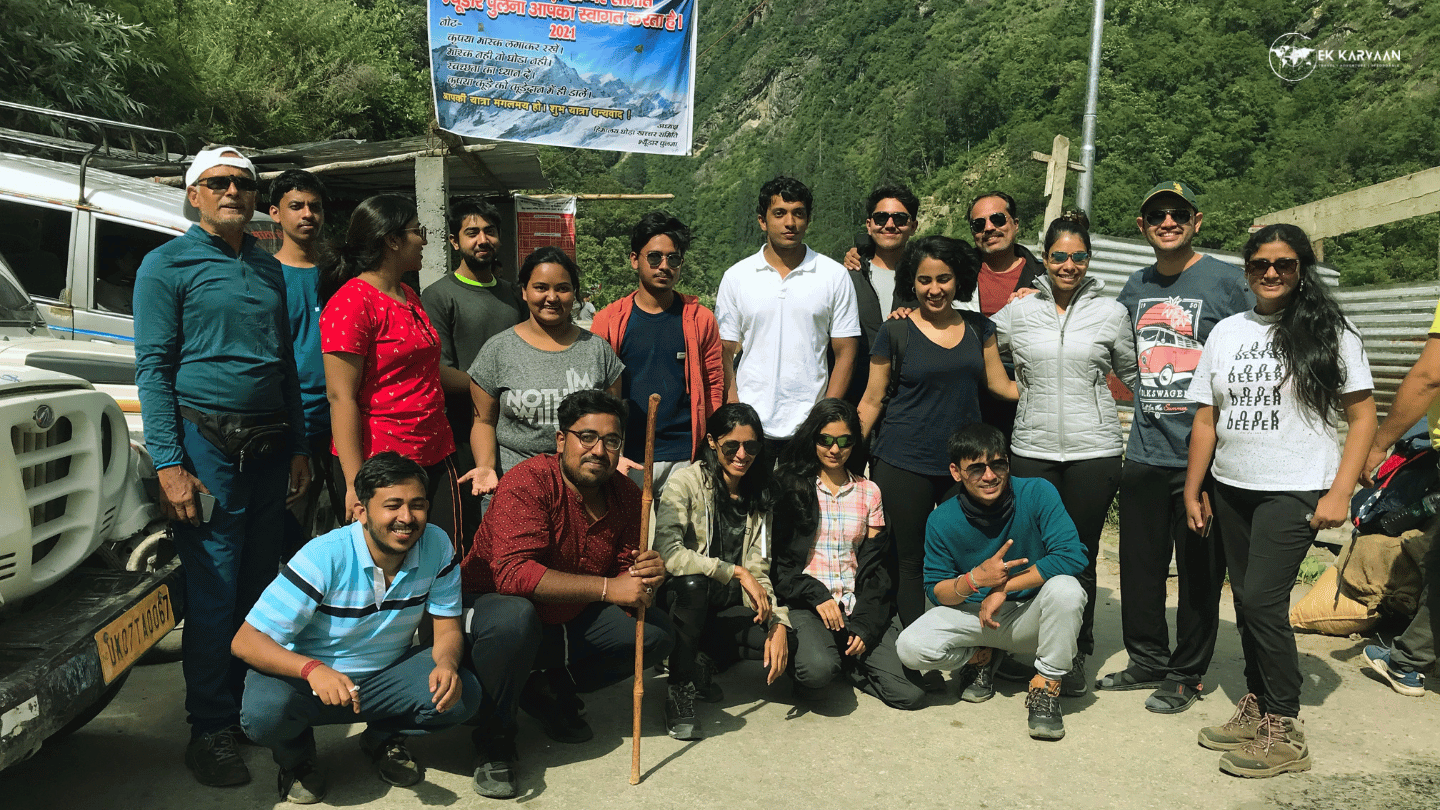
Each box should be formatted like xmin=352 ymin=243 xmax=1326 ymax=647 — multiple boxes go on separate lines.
xmin=804 ymin=475 xmax=884 ymax=615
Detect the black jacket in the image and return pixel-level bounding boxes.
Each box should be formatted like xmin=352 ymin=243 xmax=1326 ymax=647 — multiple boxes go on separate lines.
xmin=771 ymin=479 xmax=895 ymax=652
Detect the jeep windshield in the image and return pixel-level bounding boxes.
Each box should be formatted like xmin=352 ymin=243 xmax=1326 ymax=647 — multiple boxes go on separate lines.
xmin=0 ymin=258 xmax=47 ymax=328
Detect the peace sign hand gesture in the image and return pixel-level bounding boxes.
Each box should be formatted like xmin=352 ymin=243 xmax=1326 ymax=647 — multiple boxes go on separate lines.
xmin=970 ymin=539 xmax=1029 ymax=590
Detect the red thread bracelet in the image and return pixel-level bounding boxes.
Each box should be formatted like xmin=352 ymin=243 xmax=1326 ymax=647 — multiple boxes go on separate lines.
xmin=300 ymin=660 xmax=322 ymax=680
xmin=964 ymin=571 xmax=979 ymax=593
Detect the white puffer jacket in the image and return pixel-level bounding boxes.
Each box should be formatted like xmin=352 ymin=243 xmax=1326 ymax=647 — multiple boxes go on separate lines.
xmin=992 ymin=275 xmax=1139 ymax=462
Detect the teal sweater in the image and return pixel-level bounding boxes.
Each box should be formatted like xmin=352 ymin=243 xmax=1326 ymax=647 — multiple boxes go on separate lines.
xmin=923 ymin=477 xmax=1086 ymax=605
xmin=134 ymin=225 xmax=304 ymax=468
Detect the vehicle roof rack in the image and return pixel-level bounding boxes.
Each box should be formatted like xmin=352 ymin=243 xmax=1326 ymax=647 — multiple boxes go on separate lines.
xmin=0 ymin=100 xmax=188 ymax=205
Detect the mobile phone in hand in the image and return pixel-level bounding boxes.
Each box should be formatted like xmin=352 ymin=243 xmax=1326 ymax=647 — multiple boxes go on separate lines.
xmin=197 ymin=492 xmax=218 ymax=523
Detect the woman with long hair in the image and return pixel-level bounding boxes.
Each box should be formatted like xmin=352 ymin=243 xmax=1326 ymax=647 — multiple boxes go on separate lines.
xmin=652 ymin=403 xmax=792 ymax=740
xmin=1183 ymin=223 xmax=1375 ymax=777
xmin=988 ymin=210 xmax=1138 ymax=693
xmin=857 ymin=236 xmax=1016 ymax=655
xmin=772 ymin=398 xmax=923 ymax=710
xmin=320 ymin=194 xmax=466 ymax=545
xmin=461 ymin=246 xmax=623 ymax=495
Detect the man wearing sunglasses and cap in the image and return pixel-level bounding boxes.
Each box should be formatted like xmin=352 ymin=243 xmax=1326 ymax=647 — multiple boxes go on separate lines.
xmin=134 ymin=146 xmax=309 ymax=786
xmin=592 ymin=211 xmax=726 ymax=494
xmin=895 ymin=422 xmax=1087 ymax=740
xmin=1103 ymin=180 xmax=1252 ymax=713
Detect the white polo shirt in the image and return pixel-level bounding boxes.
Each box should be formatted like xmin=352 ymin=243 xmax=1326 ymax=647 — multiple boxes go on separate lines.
xmin=716 ymin=246 xmax=861 ymax=439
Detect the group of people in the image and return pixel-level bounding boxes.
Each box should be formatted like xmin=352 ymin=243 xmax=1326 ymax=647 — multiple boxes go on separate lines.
xmin=131 ymin=145 xmax=1432 ymax=804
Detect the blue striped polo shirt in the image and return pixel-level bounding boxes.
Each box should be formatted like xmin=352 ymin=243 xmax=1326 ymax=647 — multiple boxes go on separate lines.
xmin=246 ymin=521 xmax=462 ymax=676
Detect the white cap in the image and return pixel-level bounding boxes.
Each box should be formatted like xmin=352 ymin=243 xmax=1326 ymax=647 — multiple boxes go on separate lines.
xmin=182 ymin=146 xmax=257 ymax=222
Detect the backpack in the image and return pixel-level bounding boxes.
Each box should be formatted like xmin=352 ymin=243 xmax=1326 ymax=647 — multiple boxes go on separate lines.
xmin=1350 ymin=435 xmax=1439 ymax=536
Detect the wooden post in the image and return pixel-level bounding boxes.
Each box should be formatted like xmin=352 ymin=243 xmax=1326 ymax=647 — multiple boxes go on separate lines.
xmin=1030 ymin=136 xmax=1086 ymax=239
xmin=1312 ymin=238 xmax=1325 ymax=263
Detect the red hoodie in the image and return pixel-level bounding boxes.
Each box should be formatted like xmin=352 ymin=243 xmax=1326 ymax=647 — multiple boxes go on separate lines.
xmin=591 ymin=292 xmax=725 ymax=460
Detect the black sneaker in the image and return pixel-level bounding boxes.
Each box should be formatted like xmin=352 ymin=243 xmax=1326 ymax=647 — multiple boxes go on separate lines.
xmin=995 ymin=651 xmax=1036 ymax=683
xmin=957 ymin=649 xmax=1002 ymax=703
xmin=693 ymin=651 xmax=725 ymax=703
xmin=471 ymin=727 xmax=519 ymax=799
xmin=1025 ymin=677 xmax=1065 ymax=740
xmin=520 ymin=670 xmax=594 ymax=744
xmin=665 ymin=682 xmax=702 ymax=740
xmin=277 ymin=759 xmax=328 ymax=804
xmin=1060 ymin=652 xmax=1088 ymax=697
xmin=359 ymin=734 xmax=424 ymax=787
xmin=185 ymin=728 xmax=251 ymax=787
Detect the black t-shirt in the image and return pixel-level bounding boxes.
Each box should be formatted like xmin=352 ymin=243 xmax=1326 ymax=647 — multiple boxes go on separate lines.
xmin=712 ymin=494 xmax=749 ymax=605
xmin=619 ymin=296 xmax=692 ymax=461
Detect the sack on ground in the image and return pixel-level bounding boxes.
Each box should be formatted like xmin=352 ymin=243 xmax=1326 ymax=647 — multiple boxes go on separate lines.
xmin=1289 ymin=565 xmax=1378 ymax=636
xmin=1335 ymin=530 xmax=1428 ymax=615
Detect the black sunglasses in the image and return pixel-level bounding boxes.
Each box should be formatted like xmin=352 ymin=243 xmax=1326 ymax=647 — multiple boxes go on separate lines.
xmin=969 ymin=212 xmax=1009 ymax=233
xmin=1244 ymin=257 xmax=1300 ymax=277
xmin=643 ymin=251 xmax=684 ymax=268
xmin=961 ymin=459 xmax=1010 ymax=481
xmin=717 ymin=439 xmax=762 ymax=457
xmin=1048 ymin=251 xmax=1091 ymax=265
xmin=869 ymin=211 xmax=911 ymax=228
xmin=816 ymin=434 xmax=854 ymax=448
xmin=1143 ymin=208 xmax=1193 ymax=227
xmin=196 ymin=175 xmax=258 ymax=193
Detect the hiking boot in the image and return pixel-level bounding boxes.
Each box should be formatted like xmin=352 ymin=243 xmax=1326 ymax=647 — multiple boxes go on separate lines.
xmin=1145 ymin=680 xmax=1202 ymax=713
xmin=665 ymin=682 xmax=702 ymax=740
xmin=1218 ymin=714 xmax=1312 ymax=778
xmin=957 ymin=648 xmax=1001 ymax=703
xmin=995 ymin=651 xmax=1035 ymax=683
xmin=471 ymin=727 xmax=519 ymax=799
xmin=1198 ymin=693 xmax=1262 ymax=750
xmin=1025 ymin=675 xmax=1065 ymax=740
xmin=1060 ymin=652 xmax=1088 ymax=697
xmin=277 ymin=758 xmax=327 ymax=804
xmin=1361 ymin=644 xmax=1426 ymax=697
xmin=694 ymin=651 xmax=725 ymax=703
xmin=185 ymin=728 xmax=251 ymax=787
xmin=520 ymin=669 xmax=594 ymax=744
xmin=359 ymin=734 xmax=424 ymax=787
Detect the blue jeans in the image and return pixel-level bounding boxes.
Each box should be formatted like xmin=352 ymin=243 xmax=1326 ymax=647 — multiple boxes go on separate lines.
xmin=172 ymin=419 xmax=288 ymax=736
xmin=240 ymin=647 xmax=481 ymax=769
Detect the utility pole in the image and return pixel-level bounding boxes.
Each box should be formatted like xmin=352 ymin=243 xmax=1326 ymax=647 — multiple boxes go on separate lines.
xmin=1076 ymin=0 xmax=1105 ymax=216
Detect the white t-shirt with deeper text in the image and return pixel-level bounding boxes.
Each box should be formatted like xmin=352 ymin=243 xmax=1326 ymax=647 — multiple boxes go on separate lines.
xmin=716 ymin=246 xmax=861 ymax=439
xmin=1187 ymin=309 xmax=1373 ymax=491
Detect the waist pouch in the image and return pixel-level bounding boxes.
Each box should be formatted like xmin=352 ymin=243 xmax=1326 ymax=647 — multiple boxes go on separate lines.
xmin=180 ymin=405 xmax=290 ymax=469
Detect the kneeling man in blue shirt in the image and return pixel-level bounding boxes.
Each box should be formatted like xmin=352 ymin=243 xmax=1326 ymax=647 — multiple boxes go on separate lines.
xmin=233 ymin=452 xmax=480 ymax=802
xmin=896 ymin=423 xmax=1087 ymax=740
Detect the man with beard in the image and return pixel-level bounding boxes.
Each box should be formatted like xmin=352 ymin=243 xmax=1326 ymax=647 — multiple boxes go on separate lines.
xmin=423 ymin=199 xmax=525 ymax=525
xmin=1101 ymin=181 xmax=1252 ymax=714
xmin=135 ymin=146 xmax=309 ymax=787
xmin=459 ymin=390 xmax=672 ymax=797
xmin=233 ymin=452 xmax=480 ymax=803
xmin=591 ymin=211 xmax=725 ymax=492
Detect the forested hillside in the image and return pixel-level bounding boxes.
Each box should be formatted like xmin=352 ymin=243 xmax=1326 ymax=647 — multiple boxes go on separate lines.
xmin=4 ymin=0 xmax=1437 ymax=301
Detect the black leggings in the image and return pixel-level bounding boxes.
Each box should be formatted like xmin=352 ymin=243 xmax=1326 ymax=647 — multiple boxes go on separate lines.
xmin=1212 ymin=484 xmax=1319 ymax=718
xmin=1009 ymin=454 xmax=1121 ymax=656
xmin=662 ymin=574 xmax=787 ymax=684
xmin=870 ymin=459 xmax=958 ymax=628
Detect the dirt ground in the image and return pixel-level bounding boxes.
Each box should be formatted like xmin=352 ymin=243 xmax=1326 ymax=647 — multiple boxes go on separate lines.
xmin=3 ymin=533 xmax=1437 ymax=810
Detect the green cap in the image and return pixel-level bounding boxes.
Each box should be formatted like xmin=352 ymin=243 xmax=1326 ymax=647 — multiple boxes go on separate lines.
xmin=1140 ymin=180 xmax=1199 ymax=212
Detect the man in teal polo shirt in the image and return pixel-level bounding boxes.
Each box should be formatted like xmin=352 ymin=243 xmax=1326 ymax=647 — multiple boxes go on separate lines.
xmin=233 ymin=452 xmax=480 ymax=803
xmin=134 ymin=145 xmax=310 ymax=787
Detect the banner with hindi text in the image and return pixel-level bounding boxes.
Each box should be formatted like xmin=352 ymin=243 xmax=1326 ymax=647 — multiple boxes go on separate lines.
xmin=429 ymin=0 xmax=697 ymax=156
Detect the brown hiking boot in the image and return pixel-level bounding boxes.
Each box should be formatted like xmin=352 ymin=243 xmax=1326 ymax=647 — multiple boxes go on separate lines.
xmin=1199 ymin=693 xmax=1262 ymax=751
xmin=1218 ymin=714 xmax=1311 ymax=778
xmin=1025 ymin=674 xmax=1065 ymax=740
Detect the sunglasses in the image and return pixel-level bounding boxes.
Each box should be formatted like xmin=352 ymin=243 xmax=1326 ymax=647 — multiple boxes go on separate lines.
xmin=1142 ymin=208 xmax=1193 ymax=227
xmin=643 ymin=251 xmax=684 ymax=268
xmin=969 ymin=212 xmax=1010 ymax=233
xmin=718 ymin=439 xmax=762 ymax=457
xmin=815 ymin=434 xmax=854 ymax=449
xmin=403 ymin=225 xmax=428 ymax=240
xmin=869 ymin=211 xmax=912 ymax=228
xmin=566 ymin=430 xmax=623 ymax=452
xmin=960 ymin=459 xmax=1010 ymax=482
xmin=1048 ymin=251 xmax=1091 ymax=265
xmin=1244 ymin=257 xmax=1301 ymax=277
xmin=196 ymin=175 xmax=258 ymax=193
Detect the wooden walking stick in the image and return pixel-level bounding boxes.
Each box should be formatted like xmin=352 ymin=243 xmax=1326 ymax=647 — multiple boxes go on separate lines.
xmin=631 ymin=392 xmax=660 ymax=785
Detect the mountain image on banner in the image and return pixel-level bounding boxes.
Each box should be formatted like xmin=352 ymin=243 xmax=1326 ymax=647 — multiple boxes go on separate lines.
xmin=433 ymin=42 xmax=687 ymax=151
